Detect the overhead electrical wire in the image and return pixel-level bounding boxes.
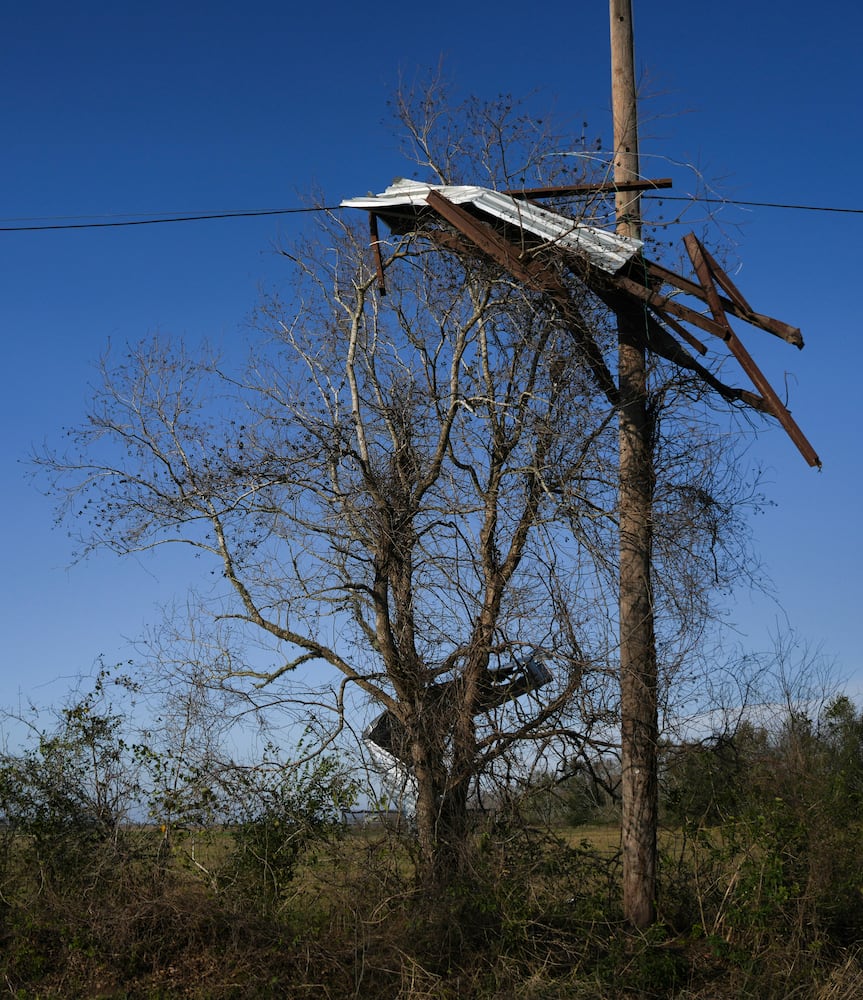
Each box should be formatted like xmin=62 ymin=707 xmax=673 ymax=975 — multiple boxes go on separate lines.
xmin=0 ymin=204 xmax=342 ymax=232
xmin=0 ymin=196 xmax=860 ymax=233
xmin=643 ymin=195 xmax=863 ymax=216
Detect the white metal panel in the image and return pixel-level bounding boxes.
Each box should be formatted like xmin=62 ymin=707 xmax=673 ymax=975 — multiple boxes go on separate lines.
xmin=342 ymin=180 xmax=642 ymax=274
xmin=341 ymin=178 xmax=483 ymax=209
xmin=471 ymin=188 xmax=641 ymax=273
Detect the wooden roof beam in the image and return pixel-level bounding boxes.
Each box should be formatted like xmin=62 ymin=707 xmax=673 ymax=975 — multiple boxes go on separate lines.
xmin=591 ymin=285 xmax=769 ymax=413
xmin=369 ymin=212 xmax=387 ymax=295
xmin=425 ymin=189 xmax=619 ymax=407
xmin=643 ymin=258 xmax=803 ymax=348
xmin=504 ymin=177 xmax=673 ymax=200
xmin=684 ymin=234 xmax=820 ymax=468
xmin=613 ymin=274 xmax=730 ymax=341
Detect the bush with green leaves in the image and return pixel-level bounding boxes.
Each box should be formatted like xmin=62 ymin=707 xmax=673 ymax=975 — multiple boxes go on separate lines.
xmin=214 ymin=744 xmax=357 ymax=916
xmin=0 ymin=671 xmax=149 ymax=895
xmin=659 ymin=694 xmax=863 ymax=996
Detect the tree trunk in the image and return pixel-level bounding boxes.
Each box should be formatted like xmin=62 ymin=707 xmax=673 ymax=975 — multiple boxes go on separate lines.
xmin=411 ymin=692 xmax=475 ymax=890
xmin=413 ymin=773 xmax=472 ymax=888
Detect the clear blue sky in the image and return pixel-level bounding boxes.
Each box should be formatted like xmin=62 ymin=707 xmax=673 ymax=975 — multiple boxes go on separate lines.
xmin=1 ymin=1 xmax=859 ymax=717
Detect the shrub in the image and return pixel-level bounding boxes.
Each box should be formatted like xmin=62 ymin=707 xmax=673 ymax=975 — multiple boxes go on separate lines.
xmin=214 ymin=745 xmax=357 ymax=917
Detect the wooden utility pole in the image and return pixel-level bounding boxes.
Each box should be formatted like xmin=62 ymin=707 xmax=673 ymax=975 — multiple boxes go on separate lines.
xmin=610 ymin=0 xmax=658 ymax=929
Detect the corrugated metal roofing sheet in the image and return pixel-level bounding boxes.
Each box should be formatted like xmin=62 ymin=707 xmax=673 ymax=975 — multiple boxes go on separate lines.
xmin=342 ymin=179 xmax=642 ymax=274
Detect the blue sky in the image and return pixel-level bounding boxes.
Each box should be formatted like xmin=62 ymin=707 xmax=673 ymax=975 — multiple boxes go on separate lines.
xmin=1 ymin=1 xmax=860 ymax=719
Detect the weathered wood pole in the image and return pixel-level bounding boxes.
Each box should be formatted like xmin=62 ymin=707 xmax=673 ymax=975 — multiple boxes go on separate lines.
xmin=610 ymin=0 xmax=658 ymax=929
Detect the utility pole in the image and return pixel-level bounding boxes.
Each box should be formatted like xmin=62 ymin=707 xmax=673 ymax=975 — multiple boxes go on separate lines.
xmin=610 ymin=0 xmax=657 ymax=929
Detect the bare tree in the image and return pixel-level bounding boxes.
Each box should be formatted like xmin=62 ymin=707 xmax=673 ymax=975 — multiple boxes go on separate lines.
xmin=41 ymin=202 xmax=623 ymax=890
xmin=39 ymin=89 xmax=768 ymax=893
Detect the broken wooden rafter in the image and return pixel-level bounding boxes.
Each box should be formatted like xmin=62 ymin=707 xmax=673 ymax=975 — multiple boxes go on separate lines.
xmin=369 ymin=212 xmax=387 ymax=295
xmin=642 ymin=258 xmax=803 ymax=348
xmin=591 ymin=285 xmax=770 ymax=414
xmin=641 ymin=311 xmax=769 ymax=412
xmin=659 ymin=312 xmax=708 ymax=357
xmin=425 ymin=189 xmax=620 ymax=406
xmin=504 ymin=177 xmax=673 ymax=200
xmin=613 ymin=274 xmax=730 ymax=341
xmin=683 ymin=233 xmax=821 ymax=468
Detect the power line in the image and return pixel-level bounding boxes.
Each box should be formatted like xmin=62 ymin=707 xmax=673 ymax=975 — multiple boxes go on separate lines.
xmin=644 ymin=194 xmax=863 ymax=215
xmin=0 ymin=204 xmax=341 ymax=232
xmin=0 ymin=194 xmax=861 ymax=233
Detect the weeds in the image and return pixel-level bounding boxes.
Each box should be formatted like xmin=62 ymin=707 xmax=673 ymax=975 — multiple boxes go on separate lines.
xmin=2 ymin=682 xmax=863 ymax=997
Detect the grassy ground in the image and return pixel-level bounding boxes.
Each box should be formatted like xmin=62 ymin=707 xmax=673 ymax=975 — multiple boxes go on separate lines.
xmin=1 ymin=820 xmax=861 ymax=998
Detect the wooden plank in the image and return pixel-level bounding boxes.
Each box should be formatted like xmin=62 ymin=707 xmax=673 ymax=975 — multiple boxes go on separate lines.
xmin=643 ymin=258 xmax=803 ymax=348
xmin=505 ymin=177 xmax=673 ymax=200
xmin=592 ymin=285 xmax=769 ymax=412
xmin=660 ymin=312 xmax=708 ymax=356
xmin=425 ymin=189 xmax=619 ymax=405
xmin=697 ymin=242 xmax=805 ymax=350
xmin=426 ymin=190 xmax=558 ymax=290
xmin=644 ymin=259 xmax=708 ymax=301
xmin=369 ymin=213 xmax=387 ymax=295
xmin=642 ymin=312 xmax=769 ymax=412
xmin=696 ymin=242 xmax=753 ymax=315
xmin=614 ymin=275 xmax=729 ymax=340
xmin=683 ymin=234 xmax=821 ymax=468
